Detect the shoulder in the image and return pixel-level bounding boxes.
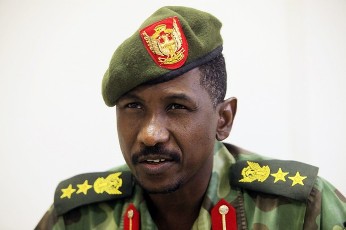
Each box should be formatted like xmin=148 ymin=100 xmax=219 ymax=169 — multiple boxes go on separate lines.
xmin=313 ymin=176 xmax=346 ymax=206
xmin=35 ymin=166 xmax=134 ymax=229
xmin=223 ymin=142 xmax=319 ymax=201
xmin=224 ymin=142 xmax=346 ymax=227
xmin=53 ymin=165 xmax=134 ymax=216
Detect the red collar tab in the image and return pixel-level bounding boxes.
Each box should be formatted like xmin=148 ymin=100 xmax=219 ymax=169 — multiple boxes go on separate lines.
xmin=124 ymin=203 xmax=140 ymax=230
xmin=211 ymin=199 xmax=237 ymax=230
xmin=140 ymin=16 xmax=188 ymax=69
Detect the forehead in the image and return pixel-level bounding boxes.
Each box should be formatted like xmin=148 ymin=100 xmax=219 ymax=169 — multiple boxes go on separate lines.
xmin=119 ymin=68 xmax=206 ymax=100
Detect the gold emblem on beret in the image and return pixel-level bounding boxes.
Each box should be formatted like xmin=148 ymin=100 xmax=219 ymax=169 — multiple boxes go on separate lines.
xmin=239 ymin=161 xmax=270 ymax=183
xmin=140 ymin=16 xmax=188 ymax=69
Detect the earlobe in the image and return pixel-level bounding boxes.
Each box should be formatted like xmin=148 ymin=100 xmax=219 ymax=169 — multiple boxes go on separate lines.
xmin=216 ymin=97 xmax=237 ymax=141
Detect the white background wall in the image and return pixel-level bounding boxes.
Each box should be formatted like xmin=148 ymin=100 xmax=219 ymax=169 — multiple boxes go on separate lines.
xmin=1 ymin=0 xmax=345 ymax=229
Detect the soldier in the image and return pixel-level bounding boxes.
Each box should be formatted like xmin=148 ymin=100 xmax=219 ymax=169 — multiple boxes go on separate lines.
xmin=36 ymin=6 xmax=346 ymax=230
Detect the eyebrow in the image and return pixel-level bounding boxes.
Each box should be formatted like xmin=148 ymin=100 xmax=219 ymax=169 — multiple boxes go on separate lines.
xmin=165 ymin=93 xmax=194 ymax=102
xmin=117 ymin=92 xmax=195 ymax=104
xmin=116 ymin=93 xmax=142 ymax=104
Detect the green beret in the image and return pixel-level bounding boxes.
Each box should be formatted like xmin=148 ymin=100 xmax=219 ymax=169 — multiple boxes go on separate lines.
xmin=102 ymin=6 xmax=223 ymax=106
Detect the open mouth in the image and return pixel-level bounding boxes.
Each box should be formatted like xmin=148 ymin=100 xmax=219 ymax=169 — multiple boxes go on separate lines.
xmin=140 ymin=156 xmax=174 ymax=164
xmin=145 ymin=159 xmax=168 ymax=164
xmin=135 ymin=155 xmax=177 ymax=174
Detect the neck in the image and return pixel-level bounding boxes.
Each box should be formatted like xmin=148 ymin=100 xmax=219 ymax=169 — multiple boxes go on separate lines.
xmin=146 ymin=154 xmax=214 ymax=230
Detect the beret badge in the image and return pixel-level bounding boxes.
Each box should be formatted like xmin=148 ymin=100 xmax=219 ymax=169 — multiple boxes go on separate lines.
xmin=140 ymin=16 xmax=188 ymax=69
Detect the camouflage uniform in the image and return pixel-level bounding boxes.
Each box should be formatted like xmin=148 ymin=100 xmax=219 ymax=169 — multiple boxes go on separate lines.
xmin=36 ymin=141 xmax=346 ymax=229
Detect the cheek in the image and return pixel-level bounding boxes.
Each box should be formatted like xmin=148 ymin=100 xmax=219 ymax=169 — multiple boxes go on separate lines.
xmin=192 ymin=112 xmax=218 ymax=139
xmin=174 ymin=112 xmax=218 ymax=154
xmin=116 ymin=113 xmax=139 ymax=156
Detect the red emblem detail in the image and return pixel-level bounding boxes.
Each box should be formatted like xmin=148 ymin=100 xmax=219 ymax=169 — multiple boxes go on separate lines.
xmin=124 ymin=203 xmax=140 ymax=230
xmin=140 ymin=16 xmax=188 ymax=69
xmin=211 ymin=199 xmax=237 ymax=230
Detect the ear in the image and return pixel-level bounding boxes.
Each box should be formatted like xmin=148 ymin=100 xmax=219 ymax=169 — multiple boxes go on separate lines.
xmin=216 ymin=97 xmax=237 ymax=141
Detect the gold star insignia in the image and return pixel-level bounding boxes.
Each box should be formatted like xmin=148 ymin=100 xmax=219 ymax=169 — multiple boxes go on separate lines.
xmin=271 ymin=168 xmax=289 ymax=183
xmin=288 ymin=172 xmax=307 ymax=186
xmin=60 ymin=184 xmax=76 ymax=199
xmin=77 ymin=180 xmax=92 ymax=195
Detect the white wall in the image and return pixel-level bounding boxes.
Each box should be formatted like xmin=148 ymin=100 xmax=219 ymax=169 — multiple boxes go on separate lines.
xmin=1 ymin=0 xmax=345 ymax=229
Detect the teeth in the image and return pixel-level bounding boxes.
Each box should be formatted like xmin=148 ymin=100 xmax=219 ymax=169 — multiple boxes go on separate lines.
xmin=146 ymin=159 xmax=166 ymax=163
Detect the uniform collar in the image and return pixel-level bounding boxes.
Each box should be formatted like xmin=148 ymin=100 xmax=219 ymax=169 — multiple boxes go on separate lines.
xmin=192 ymin=141 xmax=239 ymax=229
xmin=123 ymin=141 xmax=239 ymax=230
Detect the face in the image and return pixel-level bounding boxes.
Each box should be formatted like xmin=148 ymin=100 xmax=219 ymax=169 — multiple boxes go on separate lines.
xmin=116 ymin=68 xmax=223 ymax=194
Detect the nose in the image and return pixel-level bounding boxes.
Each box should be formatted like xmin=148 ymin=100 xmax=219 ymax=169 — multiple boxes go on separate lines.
xmin=137 ymin=114 xmax=169 ymax=146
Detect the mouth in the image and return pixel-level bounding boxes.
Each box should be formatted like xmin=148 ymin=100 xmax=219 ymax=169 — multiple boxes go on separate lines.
xmin=139 ymin=156 xmax=174 ymax=166
xmin=136 ymin=155 xmax=177 ymax=174
xmin=136 ymin=153 xmax=177 ymax=164
xmin=144 ymin=159 xmax=168 ymax=164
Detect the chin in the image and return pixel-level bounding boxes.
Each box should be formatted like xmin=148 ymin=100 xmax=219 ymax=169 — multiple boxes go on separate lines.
xmin=137 ymin=180 xmax=182 ymax=194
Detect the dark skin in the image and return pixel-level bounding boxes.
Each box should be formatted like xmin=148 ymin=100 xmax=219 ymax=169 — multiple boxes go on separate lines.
xmin=116 ymin=68 xmax=237 ymax=230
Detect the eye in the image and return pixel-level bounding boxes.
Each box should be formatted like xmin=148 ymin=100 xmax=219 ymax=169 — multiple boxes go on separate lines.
xmin=125 ymin=102 xmax=143 ymax=109
xmin=167 ymin=103 xmax=187 ymax=110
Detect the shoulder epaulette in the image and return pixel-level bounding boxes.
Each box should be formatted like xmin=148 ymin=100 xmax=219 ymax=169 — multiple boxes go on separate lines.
xmin=54 ymin=171 xmax=133 ymax=215
xmin=230 ymin=160 xmax=319 ymax=201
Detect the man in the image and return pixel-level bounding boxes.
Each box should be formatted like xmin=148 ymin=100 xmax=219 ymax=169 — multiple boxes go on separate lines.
xmin=36 ymin=6 xmax=346 ymax=230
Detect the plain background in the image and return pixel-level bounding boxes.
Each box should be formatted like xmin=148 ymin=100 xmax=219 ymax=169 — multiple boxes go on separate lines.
xmin=1 ymin=0 xmax=345 ymax=229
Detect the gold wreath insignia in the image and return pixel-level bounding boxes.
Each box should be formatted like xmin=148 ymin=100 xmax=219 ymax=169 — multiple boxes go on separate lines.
xmin=94 ymin=172 xmax=123 ymax=195
xmin=239 ymin=161 xmax=270 ymax=183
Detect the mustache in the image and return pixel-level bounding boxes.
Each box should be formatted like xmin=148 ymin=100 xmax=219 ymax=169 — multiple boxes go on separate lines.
xmin=131 ymin=145 xmax=180 ymax=164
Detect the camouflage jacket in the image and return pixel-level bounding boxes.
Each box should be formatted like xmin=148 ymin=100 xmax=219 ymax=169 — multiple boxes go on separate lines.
xmin=36 ymin=142 xmax=346 ymax=229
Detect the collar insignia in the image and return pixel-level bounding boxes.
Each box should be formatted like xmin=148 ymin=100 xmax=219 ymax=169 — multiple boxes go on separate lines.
xmin=211 ymin=199 xmax=237 ymax=230
xmin=140 ymin=16 xmax=188 ymax=69
xmin=124 ymin=204 xmax=140 ymax=230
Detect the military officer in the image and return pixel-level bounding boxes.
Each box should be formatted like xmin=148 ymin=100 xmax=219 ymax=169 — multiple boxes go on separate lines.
xmin=36 ymin=6 xmax=346 ymax=230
